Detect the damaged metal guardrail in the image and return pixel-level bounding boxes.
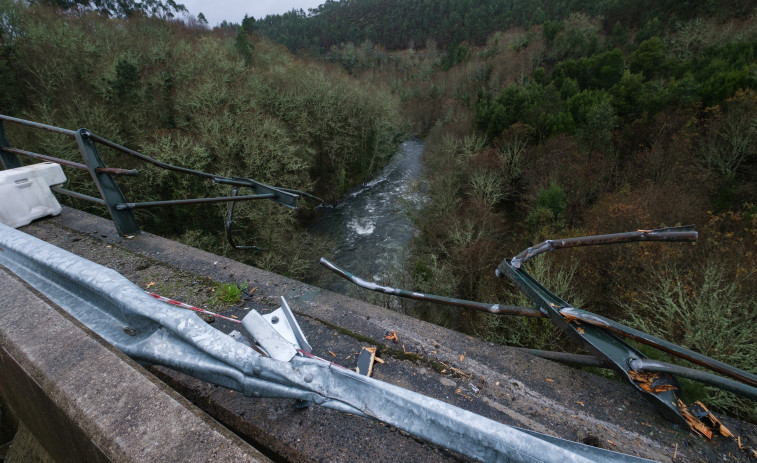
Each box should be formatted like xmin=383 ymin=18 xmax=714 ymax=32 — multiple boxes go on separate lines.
xmin=0 ymin=222 xmax=654 ymax=462
xmin=320 ymin=226 xmax=757 ymax=437
xmin=0 ymin=114 xmax=319 ymax=249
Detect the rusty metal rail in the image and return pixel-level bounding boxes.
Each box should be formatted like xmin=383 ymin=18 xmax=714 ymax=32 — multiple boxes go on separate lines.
xmin=321 ymin=226 xmax=757 ymax=431
xmin=0 ymin=114 xmax=319 ymax=247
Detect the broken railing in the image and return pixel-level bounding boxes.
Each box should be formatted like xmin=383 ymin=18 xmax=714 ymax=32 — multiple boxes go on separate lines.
xmin=0 ymin=114 xmax=318 ymax=248
xmin=0 ymin=222 xmax=654 ymax=463
xmin=320 ymin=226 xmax=757 ymax=438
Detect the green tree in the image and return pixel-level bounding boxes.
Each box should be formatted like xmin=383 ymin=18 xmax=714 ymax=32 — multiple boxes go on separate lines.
xmin=242 ymin=14 xmax=255 ymax=33
xmin=630 ymin=37 xmax=666 ymax=79
xmin=610 ymin=71 xmax=646 ymax=117
xmin=234 ymin=29 xmax=253 ymax=64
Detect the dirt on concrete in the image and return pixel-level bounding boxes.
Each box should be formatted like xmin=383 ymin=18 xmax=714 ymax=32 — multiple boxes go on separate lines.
xmin=10 ymin=207 xmax=757 ymax=463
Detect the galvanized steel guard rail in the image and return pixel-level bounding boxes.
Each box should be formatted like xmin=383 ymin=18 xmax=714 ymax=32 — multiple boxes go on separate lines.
xmin=0 ymin=223 xmax=653 ymax=463
xmin=0 ymin=114 xmax=315 ymax=246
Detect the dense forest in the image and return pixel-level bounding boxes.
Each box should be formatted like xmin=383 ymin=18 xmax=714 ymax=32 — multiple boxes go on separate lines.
xmin=255 ymin=0 xmax=757 ymax=420
xmin=0 ymin=0 xmax=401 ymax=277
xmin=2 ymin=0 xmax=756 ymax=421
xmin=253 ymin=0 xmax=756 ymax=52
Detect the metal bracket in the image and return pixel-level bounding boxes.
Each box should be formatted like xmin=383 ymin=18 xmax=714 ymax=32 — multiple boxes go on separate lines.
xmin=225 ymin=186 xmax=265 ymax=251
xmin=76 ymin=129 xmax=140 ymax=237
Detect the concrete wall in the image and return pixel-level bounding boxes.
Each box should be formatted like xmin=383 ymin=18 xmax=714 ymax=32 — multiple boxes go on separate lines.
xmin=0 ymin=267 xmax=270 ymax=463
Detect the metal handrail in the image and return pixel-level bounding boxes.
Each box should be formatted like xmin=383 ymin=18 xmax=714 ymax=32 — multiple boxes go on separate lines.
xmin=0 ymin=114 xmax=320 ymax=246
xmin=321 ymin=228 xmax=757 ymax=431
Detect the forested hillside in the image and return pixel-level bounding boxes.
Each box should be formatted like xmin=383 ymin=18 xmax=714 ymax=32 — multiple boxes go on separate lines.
xmin=257 ymin=0 xmax=757 ymax=420
xmin=0 ymin=0 xmax=401 ymax=277
xmin=253 ymin=0 xmax=756 ymax=52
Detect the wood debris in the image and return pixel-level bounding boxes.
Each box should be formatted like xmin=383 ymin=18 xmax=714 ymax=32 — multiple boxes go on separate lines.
xmin=439 ymin=361 xmax=472 ymax=380
xmin=677 ymin=399 xmax=734 ymax=440
xmin=455 ymin=388 xmax=472 ymax=400
xmin=385 ymin=330 xmax=399 ymax=343
xmin=628 ymin=370 xmax=678 ymax=393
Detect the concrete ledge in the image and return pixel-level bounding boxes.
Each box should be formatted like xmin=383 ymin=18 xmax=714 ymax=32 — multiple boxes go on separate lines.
xmin=0 ymin=267 xmax=270 ymax=463
xmin=8 ymin=207 xmax=757 ymax=462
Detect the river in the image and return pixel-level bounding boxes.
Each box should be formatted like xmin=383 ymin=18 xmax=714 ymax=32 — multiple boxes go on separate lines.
xmin=309 ymin=139 xmax=427 ymax=300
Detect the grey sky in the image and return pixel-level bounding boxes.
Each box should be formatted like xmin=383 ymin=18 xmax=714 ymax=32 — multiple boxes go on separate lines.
xmin=181 ymin=1 xmax=325 ymax=26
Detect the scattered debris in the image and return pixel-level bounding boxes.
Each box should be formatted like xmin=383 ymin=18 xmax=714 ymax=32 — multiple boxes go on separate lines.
xmin=385 ymin=330 xmax=399 ymax=343
xmin=628 ymin=370 xmax=678 ymax=393
xmin=356 ymin=347 xmax=377 ymax=377
xmin=545 ymin=378 xmax=554 ymax=382
xmin=455 ymin=388 xmax=472 ymax=400
xmin=459 ymin=353 xmax=465 ymax=362
xmin=329 ymin=351 xmax=336 ymax=357
xmin=468 ymin=382 xmax=479 ymax=394
xmin=145 ymin=281 xmax=156 ymax=288
xmin=678 ymin=400 xmax=734 ymax=440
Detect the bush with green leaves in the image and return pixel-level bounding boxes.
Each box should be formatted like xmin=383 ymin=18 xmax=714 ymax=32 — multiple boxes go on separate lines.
xmin=622 ymin=264 xmax=757 ymax=421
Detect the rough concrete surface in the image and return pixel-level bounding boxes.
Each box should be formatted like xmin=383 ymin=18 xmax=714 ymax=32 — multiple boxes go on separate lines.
xmin=5 ymin=206 xmax=757 ymax=462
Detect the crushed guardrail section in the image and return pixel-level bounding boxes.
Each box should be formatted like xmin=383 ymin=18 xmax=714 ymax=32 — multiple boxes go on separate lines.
xmin=0 ymin=222 xmax=657 ymax=463
xmin=320 ymin=226 xmax=757 ymax=456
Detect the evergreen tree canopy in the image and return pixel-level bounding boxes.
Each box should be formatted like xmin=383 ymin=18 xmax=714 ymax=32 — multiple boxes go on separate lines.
xmin=31 ymin=0 xmax=186 ymax=18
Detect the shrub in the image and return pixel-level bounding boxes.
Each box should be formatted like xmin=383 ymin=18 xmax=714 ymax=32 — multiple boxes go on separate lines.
xmin=622 ymin=264 xmax=757 ymax=421
xmin=474 ymin=254 xmax=583 ymax=350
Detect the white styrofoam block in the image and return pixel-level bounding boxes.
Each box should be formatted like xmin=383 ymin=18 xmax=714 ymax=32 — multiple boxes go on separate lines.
xmin=0 ymin=162 xmax=67 ymax=228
